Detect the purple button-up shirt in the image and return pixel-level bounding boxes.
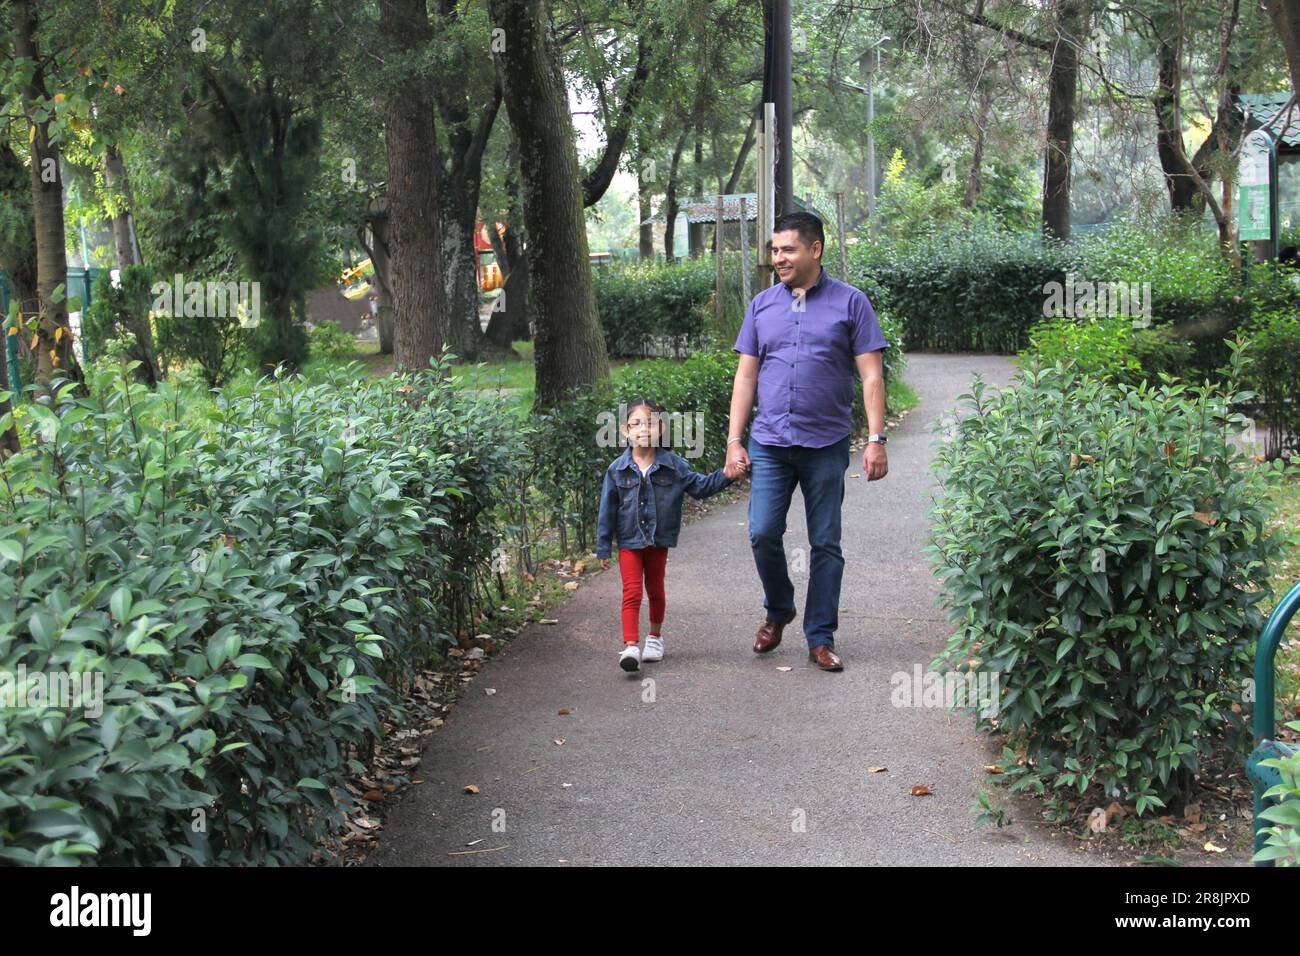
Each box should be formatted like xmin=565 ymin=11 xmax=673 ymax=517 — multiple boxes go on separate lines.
xmin=733 ymin=266 xmax=888 ymax=448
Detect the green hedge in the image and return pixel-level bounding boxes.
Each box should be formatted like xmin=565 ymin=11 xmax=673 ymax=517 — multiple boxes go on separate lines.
xmin=927 ymin=349 xmax=1288 ymax=813
xmin=851 ymin=226 xmax=1073 ymax=353
xmin=0 ymin=357 xmax=521 ymax=865
xmin=594 ymin=258 xmax=717 ymax=358
xmin=851 ymin=217 xmax=1293 ymax=370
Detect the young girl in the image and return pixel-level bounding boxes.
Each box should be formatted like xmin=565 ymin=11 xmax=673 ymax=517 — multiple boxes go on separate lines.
xmin=596 ymin=398 xmax=741 ymax=672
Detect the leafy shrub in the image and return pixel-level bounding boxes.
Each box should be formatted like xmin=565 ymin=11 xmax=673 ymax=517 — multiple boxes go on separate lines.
xmin=82 ymin=266 xmax=162 ymax=383
xmin=1252 ymin=720 xmax=1300 ymax=866
xmin=594 ymin=257 xmax=716 ymax=358
xmin=851 ymin=224 xmax=1073 ymax=353
xmin=306 ymin=320 xmax=358 ymax=364
xmin=1022 ymin=314 xmax=1143 ymax=384
xmin=0 ymin=356 xmax=522 ymax=865
xmin=927 ymin=350 xmax=1288 ymax=814
xmin=1020 ymin=314 xmax=1196 ymax=388
xmin=155 ymin=301 xmax=247 ymax=389
xmin=1239 ymin=307 xmax=1300 ymax=460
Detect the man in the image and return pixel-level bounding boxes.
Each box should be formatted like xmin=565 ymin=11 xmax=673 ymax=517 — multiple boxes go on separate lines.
xmin=724 ymin=211 xmax=889 ymax=672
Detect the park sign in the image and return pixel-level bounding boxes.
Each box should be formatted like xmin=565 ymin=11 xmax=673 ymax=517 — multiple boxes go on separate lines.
xmin=1238 ymin=128 xmax=1276 ymax=243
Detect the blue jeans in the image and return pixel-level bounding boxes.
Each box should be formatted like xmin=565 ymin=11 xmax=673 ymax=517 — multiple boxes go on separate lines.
xmin=746 ymin=435 xmax=850 ymax=649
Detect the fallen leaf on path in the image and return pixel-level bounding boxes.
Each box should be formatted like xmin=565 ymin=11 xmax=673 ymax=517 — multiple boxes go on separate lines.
xmin=561 ymin=782 xmax=572 ymax=788
xmin=463 ymin=784 xmax=480 ymax=794
xmin=1203 ymin=841 xmax=1226 ymax=853
xmin=485 ymin=688 xmax=496 ymax=696
xmin=540 ymin=619 xmax=559 ymax=625
xmin=867 ymin=767 xmax=888 ymax=774
xmin=1105 ymin=801 xmax=1127 ymax=825
xmin=564 ymin=582 xmax=579 ymax=591
xmin=466 ymin=839 xmax=483 ymax=847
xmin=1183 ymin=801 xmax=1202 ymax=823
xmin=776 ymin=666 xmax=792 ymax=672
xmin=363 ymin=789 xmax=383 ymax=802
xmin=910 ymin=785 xmax=932 ymax=796
xmin=554 ymin=738 xmax=566 ymax=746
xmin=984 ymin=765 xmax=1004 ymax=774
xmin=558 ymin=708 xmax=571 ymax=715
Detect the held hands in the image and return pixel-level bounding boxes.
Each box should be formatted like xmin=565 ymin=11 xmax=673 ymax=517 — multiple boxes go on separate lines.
xmin=724 ymin=441 xmax=751 ymax=481
xmin=863 ymin=441 xmax=888 ymax=481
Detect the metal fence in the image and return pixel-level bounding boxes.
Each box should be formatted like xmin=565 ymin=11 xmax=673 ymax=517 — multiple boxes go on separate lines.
xmin=0 ymin=267 xmax=105 ymax=397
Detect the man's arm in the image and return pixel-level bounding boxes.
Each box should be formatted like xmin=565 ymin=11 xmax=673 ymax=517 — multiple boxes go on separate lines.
xmin=855 ymin=350 xmax=888 ymax=481
xmin=725 ymin=353 xmax=759 ymax=478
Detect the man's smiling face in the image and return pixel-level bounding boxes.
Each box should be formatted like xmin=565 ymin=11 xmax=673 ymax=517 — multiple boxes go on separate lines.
xmin=771 ymin=228 xmax=821 ymax=288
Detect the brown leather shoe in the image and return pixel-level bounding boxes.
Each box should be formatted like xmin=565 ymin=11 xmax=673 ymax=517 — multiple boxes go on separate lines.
xmin=753 ymin=613 xmax=795 ymax=653
xmin=808 ymin=645 xmax=843 ymax=671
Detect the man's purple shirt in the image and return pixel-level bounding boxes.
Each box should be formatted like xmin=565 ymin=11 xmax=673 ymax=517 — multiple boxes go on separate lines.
xmin=733 ymin=266 xmax=889 ymax=448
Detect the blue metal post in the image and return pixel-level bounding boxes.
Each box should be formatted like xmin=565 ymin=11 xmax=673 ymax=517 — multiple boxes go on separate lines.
xmin=1251 ymin=580 xmax=1300 ymax=861
xmin=0 ymin=274 xmax=18 ymax=401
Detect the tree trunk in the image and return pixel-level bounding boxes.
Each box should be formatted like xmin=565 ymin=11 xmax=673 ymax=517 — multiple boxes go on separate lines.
xmin=362 ymin=201 xmax=396 ymax=355
xmin=1042 ymin=0 xmax=1083 ymax=242
xmin=663 ymin=128 xmax=689 ymax=263
xmin=637 ymin=156 xmax=655 ymax=259
xmin=488 ymin=0 xmax=609 ymax=408
xmin=581 ymin=25 xmax=658 ymax=207
xmin=724 ymin=101 xmax=760 ymax=194
xmin=14 ymin=0 xmax=83 ymax=392
xmin=381 ymin=0 xmax=448 ymax=373
xmin=434 ymin=7 xmax=502 ymax=363
xmin=1263 ymin=0 xmax=1300 ymax=97
xmin=484 ymin=139 xmax=533 ymax=349
xmin=103 ymin=144 xmax=142 ymax=269
xmin=1153 ymin=35 xmax=1199 ymax=212
xmin=964 ymin=86 xmax=994 ymax=208
xmin=688 ymin=128 xmax=705 ymax=257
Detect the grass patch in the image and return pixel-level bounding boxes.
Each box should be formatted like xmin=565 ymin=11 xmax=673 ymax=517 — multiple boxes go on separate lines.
xmin=1264 ymin=459 xmax=1300 ymax=719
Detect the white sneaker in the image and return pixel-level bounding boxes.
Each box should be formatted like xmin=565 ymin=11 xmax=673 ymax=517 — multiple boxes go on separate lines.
xmin=619 ymin=644 xmax=641 ymax=672
xmin=642 ymin=635 xmax=664 ymax=662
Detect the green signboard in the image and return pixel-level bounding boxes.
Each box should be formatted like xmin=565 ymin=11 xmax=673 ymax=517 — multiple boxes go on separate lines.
xmin=1238 ymin=129 xmax=1275 ymax=242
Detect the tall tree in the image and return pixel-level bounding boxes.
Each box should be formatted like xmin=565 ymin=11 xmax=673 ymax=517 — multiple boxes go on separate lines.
xmin=381 ymin=0 xmax=449 ymax=372
xmin=488 ymin=0 xmax=609 ymax=408
xmin=7 ymin=0 xmax=83 ymax=390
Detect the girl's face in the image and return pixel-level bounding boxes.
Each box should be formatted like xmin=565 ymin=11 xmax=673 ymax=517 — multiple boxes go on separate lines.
xmin=624 ymin=404 xmax=663 ymax=448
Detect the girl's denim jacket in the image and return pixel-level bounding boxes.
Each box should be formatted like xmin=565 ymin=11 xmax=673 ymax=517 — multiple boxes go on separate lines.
xmin=595 ymin=446 xmax=732 ymax=558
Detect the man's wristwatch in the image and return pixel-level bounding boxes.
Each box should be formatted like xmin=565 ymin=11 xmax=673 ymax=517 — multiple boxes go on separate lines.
xmin=867 ymin=433 xmax=888 ymax=444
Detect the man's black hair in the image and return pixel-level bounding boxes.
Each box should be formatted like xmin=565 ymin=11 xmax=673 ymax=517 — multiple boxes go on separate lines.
xmin=773 ymin=211 xmax=824 ymax=254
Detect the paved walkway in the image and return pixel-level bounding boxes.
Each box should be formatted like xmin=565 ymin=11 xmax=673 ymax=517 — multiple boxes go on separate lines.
xmin=369 ymin=354 xmax=1112 ymax=866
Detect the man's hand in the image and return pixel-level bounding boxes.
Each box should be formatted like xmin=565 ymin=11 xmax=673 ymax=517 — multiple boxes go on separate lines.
xmin=863 ymin=442 xmax=888 ymax=481
xmin=725 ymin=440 xmax=751 ymax=480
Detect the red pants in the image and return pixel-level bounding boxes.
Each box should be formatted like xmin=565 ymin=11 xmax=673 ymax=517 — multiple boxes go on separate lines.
xmin=618 ymin=546 xmax=668 ymax=644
